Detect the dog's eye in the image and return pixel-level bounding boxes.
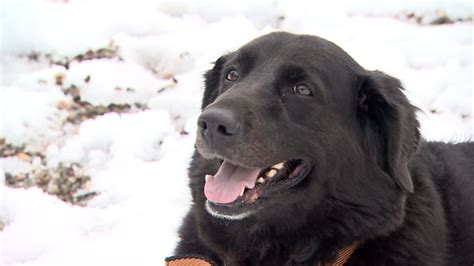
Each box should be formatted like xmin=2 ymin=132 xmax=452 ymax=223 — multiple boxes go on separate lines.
xmin=225 ymin=69 xmax=240 ymax=81
xmin=292 ymin=84 xmax=312 ymax=96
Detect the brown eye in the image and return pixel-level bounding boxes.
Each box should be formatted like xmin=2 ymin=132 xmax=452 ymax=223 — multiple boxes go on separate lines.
xmin=225 ymin=69 xmax=240 ymax=81
xmin=292 ymin=84 xmax=312 ymax=96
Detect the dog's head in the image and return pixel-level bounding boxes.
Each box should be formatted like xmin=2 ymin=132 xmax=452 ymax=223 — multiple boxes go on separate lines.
xmin=194 ymin=32 xmax=420 ymax=224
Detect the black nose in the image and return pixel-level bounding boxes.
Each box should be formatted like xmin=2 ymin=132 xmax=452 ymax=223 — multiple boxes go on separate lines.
xmin=198 ymin=107 xmax=239 ymax=142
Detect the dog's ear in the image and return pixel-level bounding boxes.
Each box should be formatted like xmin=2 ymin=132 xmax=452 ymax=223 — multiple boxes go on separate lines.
xmin=357 ymin=70 xmax=420 ymax=193
xmin=201 ymin=56 xmax=226 ymax=109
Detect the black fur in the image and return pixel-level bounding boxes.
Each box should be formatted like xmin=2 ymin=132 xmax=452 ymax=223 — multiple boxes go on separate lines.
xmin=174 ymin=32 xmax=474 ymax=265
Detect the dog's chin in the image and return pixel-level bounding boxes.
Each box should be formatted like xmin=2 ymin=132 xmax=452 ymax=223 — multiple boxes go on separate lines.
xmin=204 ymin=158 xmax=313 ymax=220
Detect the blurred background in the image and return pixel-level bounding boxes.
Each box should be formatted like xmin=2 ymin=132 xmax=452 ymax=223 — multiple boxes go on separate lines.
xmin=0 ymin=0 xmax=472 ymax=265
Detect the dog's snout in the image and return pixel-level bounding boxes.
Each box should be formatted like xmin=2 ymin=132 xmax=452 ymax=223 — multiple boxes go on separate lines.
xmin=198 ymin=108 xmax=240 ymax=143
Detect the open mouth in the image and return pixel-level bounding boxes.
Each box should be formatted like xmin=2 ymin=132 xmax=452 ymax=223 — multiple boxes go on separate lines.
xmin=204 ymin=158 xmax=312 ymax=218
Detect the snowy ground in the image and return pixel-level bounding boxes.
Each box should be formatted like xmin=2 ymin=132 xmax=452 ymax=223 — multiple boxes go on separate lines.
xmin=0 ymin=0 xmax=472 ymax=265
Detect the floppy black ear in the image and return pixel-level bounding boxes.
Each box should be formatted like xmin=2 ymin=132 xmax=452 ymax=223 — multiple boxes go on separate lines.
xmin=201 ymin=56 xmax=226 ymax=109
xmin=357 ymin=70 xmax=420 ymax=193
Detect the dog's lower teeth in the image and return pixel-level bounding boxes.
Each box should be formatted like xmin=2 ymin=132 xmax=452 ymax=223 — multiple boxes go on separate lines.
xmin=272 ymin=162 xmax=284 ymax=170
xmin=266 ymin=169 xmax=277 ymax=177
xmin=257 ymin=177 xmax=265 ymax=184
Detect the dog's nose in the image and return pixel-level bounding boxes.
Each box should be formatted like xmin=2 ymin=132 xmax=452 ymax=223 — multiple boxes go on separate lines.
xmin=198 ymin=108 xmax=240 ymax=141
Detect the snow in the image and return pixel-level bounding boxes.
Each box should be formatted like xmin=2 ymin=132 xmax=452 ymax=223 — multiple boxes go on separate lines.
xmin=0 ymin=83 xmax=66 ymax=147
xmin=0 ymin=0 xmax=472 ymax=265
xmin=0 ymin=158 xmax=32 ymax=176
xmin=64 ymin=59 xmax=174 ymax=106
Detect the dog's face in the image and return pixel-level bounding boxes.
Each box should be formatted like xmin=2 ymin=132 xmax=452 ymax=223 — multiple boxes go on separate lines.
xmin=195 ymin=32 xmax=419 ymax=223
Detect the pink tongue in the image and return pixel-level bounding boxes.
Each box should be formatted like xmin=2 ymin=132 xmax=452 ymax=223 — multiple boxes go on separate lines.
xmin=204 ymin=161 xmax=261 ymax=204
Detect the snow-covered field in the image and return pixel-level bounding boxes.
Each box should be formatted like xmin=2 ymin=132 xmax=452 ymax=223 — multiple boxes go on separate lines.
xmin=0 ymin=0 xmax=472 ymax=265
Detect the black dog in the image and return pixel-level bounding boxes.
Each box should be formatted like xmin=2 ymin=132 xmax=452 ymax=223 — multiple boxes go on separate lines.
xmin=174 ymin=32 xmax=474 ymax=265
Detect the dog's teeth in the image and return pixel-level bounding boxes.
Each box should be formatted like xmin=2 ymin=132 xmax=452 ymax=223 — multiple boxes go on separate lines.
xmin=240 ymin=187 xmax=245 ymax=197
xmin=205 ymin=175 xmax=211 ymax=182
xmin=257 ymin=177 xmax=265 ymax=184
xmin=266 ymin=169 xmax=277 ymax=177
xmin=272 ymin=162 xmax=284 ymax=170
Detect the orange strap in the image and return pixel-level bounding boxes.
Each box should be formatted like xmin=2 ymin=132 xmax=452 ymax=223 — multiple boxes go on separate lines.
xmin=319 ymin=242 xmax=358 ymax=266
xmin=165 ymin=256 xmax=213 ymax=266
xmin=166 ymin=242 xmax=357 ymax=266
